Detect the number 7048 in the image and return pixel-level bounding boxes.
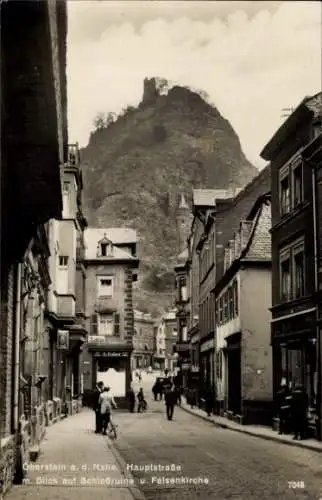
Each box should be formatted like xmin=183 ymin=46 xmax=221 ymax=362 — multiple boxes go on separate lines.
xmin=288 ymin=481 xmax=305 ymax=489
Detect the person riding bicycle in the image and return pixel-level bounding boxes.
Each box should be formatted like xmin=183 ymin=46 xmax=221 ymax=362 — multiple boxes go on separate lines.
xmin=137 ymin=387 xmax=147 ymax=412
xmin=99 ymin=386 xmax=117 ymax=435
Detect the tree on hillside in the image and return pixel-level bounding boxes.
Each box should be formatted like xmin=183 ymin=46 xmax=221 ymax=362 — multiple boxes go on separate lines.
xmin=93 ymin=112 xmax=106 ymax=130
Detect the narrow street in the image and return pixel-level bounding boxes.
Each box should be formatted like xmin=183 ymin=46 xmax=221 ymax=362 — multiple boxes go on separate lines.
xmin=116 ymin=373 xmax=322 ymax=500
xmin=4 ymin=373 xmax=322 ymax=499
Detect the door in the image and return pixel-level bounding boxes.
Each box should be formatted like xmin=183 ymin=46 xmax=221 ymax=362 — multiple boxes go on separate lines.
xmin=227 ymin=346 xmax=241 ymax=414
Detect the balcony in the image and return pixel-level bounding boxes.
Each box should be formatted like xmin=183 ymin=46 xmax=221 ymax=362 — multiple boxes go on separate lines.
xmin=57 ymin=295 xmax=75 ymax=319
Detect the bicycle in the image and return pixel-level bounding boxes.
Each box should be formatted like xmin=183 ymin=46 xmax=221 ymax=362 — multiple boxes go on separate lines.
xmin=108 ymin=421 xmax=117 ymax=439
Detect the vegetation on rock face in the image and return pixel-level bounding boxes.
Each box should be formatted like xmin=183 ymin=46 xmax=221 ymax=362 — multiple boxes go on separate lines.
xmin=81 ymin=78 xmax=258 ymax=317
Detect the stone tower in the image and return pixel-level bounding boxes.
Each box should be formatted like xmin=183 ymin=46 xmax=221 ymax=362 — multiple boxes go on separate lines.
xmin=176 ymin=193 xmax=192 ymax=254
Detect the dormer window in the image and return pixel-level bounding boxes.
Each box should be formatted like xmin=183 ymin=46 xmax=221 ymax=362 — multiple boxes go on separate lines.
xmin=97 ymin=233 xmax=113 ymax=257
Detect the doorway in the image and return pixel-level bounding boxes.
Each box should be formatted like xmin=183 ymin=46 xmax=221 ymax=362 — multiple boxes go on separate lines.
xmin=227 ymin=334 xmax=241 ymax=415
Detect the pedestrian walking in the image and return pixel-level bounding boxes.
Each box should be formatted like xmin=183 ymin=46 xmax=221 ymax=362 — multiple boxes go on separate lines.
xmin=137 ymin=388 xmax=147 ymax=412
xmin=291 ymin=384 xmax=308 ymax=440
xmin=127 ymin=385 xmax=136 ymax=412
xmin=93 ymin=381 xmax=104 ymax=433
xmin=99 ymin=386 xmax=117 ymax=435
xmin=165 ymin=384 xmax=176 ymax=421
xmin=204 ymin=385 xmax=213 ymax=417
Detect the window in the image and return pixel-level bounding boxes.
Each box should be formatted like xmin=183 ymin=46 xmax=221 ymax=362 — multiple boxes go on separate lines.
xmin=233 ymin=280 xmax=239 ymax=317
xmin=224 ymin=292 xmax=229 ymax=321
xmin=219 ymin=297 xmax=223 ymax=324
xmin=97 ymin=276 xmax=113 ymax=297
xmin=280 ymin=257 xmax=291 ymax=301
xmin=57 ymin=256 xmax=69 ymax=294
xmin=101 ymin=243 xmax=108 ymax=256
xmin=62 ymin=182 xmax=71 ymax=217
xmin=98 ymin=314 xmax=113 ymax=336
xmin=293 ymin=163 xmax=303 ymax=207
xmin=280 ymin=176 xmax=290 ymax=215
xmin=59 ymin=256 xmax=68 ymax=267
xmin=229 ymin=287 xmax=233 ymax=320
xmin=294 ymin=250 xmax=305 ymax=298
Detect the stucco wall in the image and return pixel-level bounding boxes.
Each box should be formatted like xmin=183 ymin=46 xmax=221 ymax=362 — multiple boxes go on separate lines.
xmin=85 ymin=263 xmax=128 ymax=338
xmin=240 ymin=267 xmax=272 ymax=402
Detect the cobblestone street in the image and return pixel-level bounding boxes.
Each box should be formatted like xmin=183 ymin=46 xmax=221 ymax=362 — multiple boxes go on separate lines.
xmin=114 ymin=374 xmax=322 ymax=499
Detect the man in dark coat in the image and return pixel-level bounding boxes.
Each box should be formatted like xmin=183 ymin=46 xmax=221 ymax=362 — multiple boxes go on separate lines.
xmin=127 ymin=385 xmax=136 ymax=412
xmin=93 ymin=381 xmax=104 ymax=433
xmin=276 ymin=382 xmax=291 ymax=434
xmin=204 ymin=385 xmax=214 ymax=417
xmin=165 ymin=384 xmax=177 ymax=421
xmin=291 ymin=384 xmax=308 ymax=440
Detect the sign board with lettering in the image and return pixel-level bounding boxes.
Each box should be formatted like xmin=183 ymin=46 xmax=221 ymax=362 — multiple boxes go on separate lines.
xmin=57 ymin=330 xmax=69 ymax=350
xmin=88 ymin=335 xmax=106 ymax=343
xmin=93 ymin=351 xmax=129 ymax=358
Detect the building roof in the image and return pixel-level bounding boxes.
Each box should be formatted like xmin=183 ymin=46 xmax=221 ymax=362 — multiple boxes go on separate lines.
xmin=261 ymin=92 xmax=322 ymax=160
xmin=214 ymin=193 xmax=271 ymax=294
xmin=84 ymin=242 xmax=136 ymax=261
xmin=243 ymin=197 xmax=271 ymax=262
xmin=176 ymin=248 xmax=188 ymax=262
xmin=84 ymin=227 xmax=137 ymax=247
xmin=193 ymin=189 xmax=237 ymax=207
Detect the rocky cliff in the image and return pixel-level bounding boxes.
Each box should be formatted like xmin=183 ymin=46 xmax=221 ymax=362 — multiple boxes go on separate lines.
xmin=80 ymin=78 xmax=258 ymax=316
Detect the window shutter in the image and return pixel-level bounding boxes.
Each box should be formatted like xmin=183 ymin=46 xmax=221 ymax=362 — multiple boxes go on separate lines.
xmin=114 ymin=313 xmax=120 ymax=336
xmin=91 ymin=314 xmax=98 ymax=335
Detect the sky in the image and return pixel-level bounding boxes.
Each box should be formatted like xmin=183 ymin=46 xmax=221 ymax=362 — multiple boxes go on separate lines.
xmin=67 ymin=0 xmax=321 ymax=168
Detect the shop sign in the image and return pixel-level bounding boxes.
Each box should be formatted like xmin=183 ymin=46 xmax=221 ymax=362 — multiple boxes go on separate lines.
xmin=57 ymin=330 xmax=69 ymax=350
xmin=88 ymin=335 xmax=106 ymax=343
xmin=200 ymin=338 xmax=215 ymax=352
xmin=93 ymin=351 xmax=129 ymax=358
xmin=182 ymin=363 xmax=190 ymax=370
xmin=191 ymin=366 xmax=199 ymax=372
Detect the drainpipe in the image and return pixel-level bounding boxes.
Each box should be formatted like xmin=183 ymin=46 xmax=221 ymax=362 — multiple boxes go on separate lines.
xmin=13 ymin=263 xmax=22 ymax=433
xmin=311 ymin=164 xmax=322 ymax=440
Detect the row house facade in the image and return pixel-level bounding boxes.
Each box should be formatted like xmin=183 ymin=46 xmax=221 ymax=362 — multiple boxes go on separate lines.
xmin=260 ymin=92 xmax=322 ymax=440
xmin=214 ymin=194 xmax=273 ymax=425
xmin=153 ymin=323 xmax=166 ymax=370
xmin=155 ymin=311 xmax=178 ymax=372
xmin=193 ymin=189 xmax=237 ymax=408
xmin=46 ymin=144 xmax=87 ymax=420
xmin=304 ymin=131 xmax=322 ymax=439
xmin=132 ymin=310 xmax=155 ymax=370
xmin=0 ymin=0 xmax=68 ymax=494
xmin=174 ymin=249 xmax=190 ymax=387
xmin=82 ymin=228 xmax=139 ymax=406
